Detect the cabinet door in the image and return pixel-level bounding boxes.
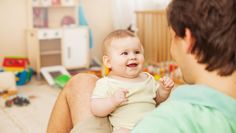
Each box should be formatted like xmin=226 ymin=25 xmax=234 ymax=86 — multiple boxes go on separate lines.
xmin=62 ymin=28 xmax=90 ymax=69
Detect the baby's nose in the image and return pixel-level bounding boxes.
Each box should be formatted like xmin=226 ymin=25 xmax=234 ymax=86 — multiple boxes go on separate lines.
xmin=129 ymin=53 xmax=137 ymax=60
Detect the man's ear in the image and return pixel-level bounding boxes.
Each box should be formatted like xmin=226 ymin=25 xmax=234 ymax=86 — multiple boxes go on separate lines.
xmin=103 ymin=55 xmax=112 ymax=68
xmin=184 ymin=28 xmax=195 ymax=53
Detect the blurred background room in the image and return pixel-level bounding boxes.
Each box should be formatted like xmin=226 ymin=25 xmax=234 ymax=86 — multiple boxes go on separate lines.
xmin=0 ymin=0 xmax=183 ymax=132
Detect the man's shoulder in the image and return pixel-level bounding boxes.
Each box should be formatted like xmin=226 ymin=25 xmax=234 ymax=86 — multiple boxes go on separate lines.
xmin=133 ymin=101 xmax=236 ymax=133
xmin=151 ymin=101 xmax=197 ymax=117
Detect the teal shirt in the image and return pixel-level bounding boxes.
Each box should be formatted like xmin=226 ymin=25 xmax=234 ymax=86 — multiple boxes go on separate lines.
xmin=132 ymin=84 xmax=236 ymax=133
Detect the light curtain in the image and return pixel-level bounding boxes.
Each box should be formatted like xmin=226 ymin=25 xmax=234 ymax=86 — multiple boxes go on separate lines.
xmin=112 ymin=0 xmax=171 ymax=29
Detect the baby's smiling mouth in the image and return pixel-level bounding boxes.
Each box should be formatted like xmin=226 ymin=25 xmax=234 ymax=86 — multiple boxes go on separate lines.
xmin=127 ymin=63 xmax=138 ymax=67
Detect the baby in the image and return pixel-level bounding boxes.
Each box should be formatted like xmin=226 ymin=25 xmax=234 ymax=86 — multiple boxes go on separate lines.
xmin=91 ymin=29 xmax=174 ymax=133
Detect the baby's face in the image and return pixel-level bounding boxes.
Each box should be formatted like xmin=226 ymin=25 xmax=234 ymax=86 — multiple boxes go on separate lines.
xmin=106 ymin=37 xmax=144 ymax=78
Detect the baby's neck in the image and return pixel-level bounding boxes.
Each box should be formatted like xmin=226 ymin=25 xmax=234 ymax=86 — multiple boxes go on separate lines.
xmin=108 ymin=72 xmax=147 ymax=82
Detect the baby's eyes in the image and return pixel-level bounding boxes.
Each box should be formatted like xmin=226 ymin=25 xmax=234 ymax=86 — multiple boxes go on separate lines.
xmin=121 ymin=51 xmax=141 ymax=55
xmin=121 ymin=52 xmax=128 ymax=55
xmin=135 ymin=51 xmax=140 ymax=54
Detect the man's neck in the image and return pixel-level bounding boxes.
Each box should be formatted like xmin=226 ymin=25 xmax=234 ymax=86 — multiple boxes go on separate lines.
xmin=195 ymin=70 xmax=236 ymax=99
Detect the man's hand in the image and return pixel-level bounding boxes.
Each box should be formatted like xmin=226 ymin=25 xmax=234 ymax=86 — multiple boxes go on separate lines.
xmin=111 ymin=89 xmax=129 ymax=107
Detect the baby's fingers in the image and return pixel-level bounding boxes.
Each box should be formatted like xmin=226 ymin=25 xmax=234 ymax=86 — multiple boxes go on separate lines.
xmin=159 ymin=77 xmax=164 ymax=83
xmin=165 ymin=80 xmax=174 ymax=88
xmin=123 ymin=97 xmax=129 ymax=102
xmin=160 ymin=77 xmax=170 ymax=84
xmin=121 ymin=89 xmax=129 ymax=94
xmin=160 ymin=77 xmax=174 ymax=87
xmin=167 ymin=81 xmax=175 ymax=88
xmin=118 ymin=93 xmax=128 ymax=103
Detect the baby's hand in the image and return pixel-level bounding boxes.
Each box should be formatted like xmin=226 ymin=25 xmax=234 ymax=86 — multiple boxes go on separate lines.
xmin=159 ymin=76 xmax=175 ymax=91
xmin=111 ymin=89 xmax=129 ymax=107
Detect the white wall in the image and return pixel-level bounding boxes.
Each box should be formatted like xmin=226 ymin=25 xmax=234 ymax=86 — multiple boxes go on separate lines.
xmin=154 ymin=0 xmax=172 ymax=9
xmin=82 ymin=0 xmax=114 ymax=61
xmin=0 ymin=0 xmax=28 ymax=65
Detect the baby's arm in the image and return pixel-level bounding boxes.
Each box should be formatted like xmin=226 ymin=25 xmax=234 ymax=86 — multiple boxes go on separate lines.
xmin=155 ymin=77 xmax=174 ymax=105
xmin=91 ymin=89 xmax=129 ymax=117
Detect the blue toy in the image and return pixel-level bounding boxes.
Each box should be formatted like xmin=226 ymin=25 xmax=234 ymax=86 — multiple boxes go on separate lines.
xmin=16 ymin=68 xmax=33 ymax=86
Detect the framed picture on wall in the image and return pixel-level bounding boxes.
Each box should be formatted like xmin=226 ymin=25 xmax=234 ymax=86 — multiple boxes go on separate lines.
xmin=33 ymin=8 xmax=48 ymax=28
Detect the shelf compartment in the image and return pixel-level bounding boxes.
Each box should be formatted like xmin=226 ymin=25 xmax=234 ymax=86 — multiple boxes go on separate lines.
xmin=40 ymin=54 xmax=62 ymax=67
xmin=40 ymin=50 xmax=61 ymax=55
xmin=39 ymin=39 xmax=61 ymax=52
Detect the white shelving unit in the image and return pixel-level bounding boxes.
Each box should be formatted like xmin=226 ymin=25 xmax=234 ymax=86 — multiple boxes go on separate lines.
xmin=62 ymin=27 xmax=90 ymax=69
xmin=26 ymin=0 xmax=90 ymax=74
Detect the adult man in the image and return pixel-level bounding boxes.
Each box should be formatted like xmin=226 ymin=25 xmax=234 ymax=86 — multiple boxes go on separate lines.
xmin=47 ymin=0 xmax=236 ymax=132
xmin=132 ymin=0 xmax=236 ymax=132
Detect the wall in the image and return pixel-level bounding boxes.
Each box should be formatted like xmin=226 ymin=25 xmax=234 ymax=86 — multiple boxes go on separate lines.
xmin=81 ymin=0 xmax=114 ymax=62
xmin=0 ymin=0 xmax=114 ymax=66
xmin=0 ymin=0 xmax=28 ymax=65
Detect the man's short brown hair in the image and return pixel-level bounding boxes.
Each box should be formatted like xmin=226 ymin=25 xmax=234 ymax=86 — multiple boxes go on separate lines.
xmin=167 ymin=0 xmax=236 ymax=76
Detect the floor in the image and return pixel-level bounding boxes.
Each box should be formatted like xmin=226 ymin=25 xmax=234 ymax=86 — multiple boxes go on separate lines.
xmin=0 ymin=77 xmax=60 ymax=133
xmin=0 ymin=67 xmax=182 ymax=133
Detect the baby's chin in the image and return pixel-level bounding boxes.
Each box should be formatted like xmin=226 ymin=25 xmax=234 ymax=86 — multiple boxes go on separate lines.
xmin=124 ymin=72 xmax=142 ymax=79
xmin=124 ymin=75 xmax=139 ymax=79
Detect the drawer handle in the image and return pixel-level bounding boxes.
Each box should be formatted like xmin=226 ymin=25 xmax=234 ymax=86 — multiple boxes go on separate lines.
xmin=67 ymin=47 xmax=71 ymax=59
xmin=43 ymin=33 xmax=47 ymax=36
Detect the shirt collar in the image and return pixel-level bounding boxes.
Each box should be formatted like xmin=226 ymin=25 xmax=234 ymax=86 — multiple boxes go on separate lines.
xmin=169 ymin=84 xmax=236 ymax=121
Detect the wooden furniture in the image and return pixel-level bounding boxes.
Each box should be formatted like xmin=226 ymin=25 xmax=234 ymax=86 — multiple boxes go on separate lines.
xmin=136 ymin=10 xmax=172 ymax=63
xmin=26 ymin=0 xmax=90 ymax=74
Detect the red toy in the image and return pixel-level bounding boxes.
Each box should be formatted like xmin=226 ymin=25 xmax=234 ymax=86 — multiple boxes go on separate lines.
xmin=3 ymin=57 xmax=29 ymax=72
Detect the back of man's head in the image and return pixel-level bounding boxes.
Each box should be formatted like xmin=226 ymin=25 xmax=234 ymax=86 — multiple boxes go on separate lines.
xmin=167 ymin=0 xmax=236 ymax=76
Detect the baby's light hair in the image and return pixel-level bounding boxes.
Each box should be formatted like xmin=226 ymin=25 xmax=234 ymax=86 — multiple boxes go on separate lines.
xmin=103 ymin=30 xmax=137 ymax=55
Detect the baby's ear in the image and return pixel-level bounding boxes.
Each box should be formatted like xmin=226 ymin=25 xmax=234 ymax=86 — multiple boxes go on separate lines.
xmin=103 ymin=55 xmax=112 ymax=68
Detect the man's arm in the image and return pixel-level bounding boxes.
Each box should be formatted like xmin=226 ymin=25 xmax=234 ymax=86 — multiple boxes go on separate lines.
xmin=47 ymin=73 xmax=99 ymax=133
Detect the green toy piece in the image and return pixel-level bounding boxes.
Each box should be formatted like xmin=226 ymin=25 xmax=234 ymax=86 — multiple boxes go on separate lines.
xmin=54 ymin=74 xmax=71 ymax=88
